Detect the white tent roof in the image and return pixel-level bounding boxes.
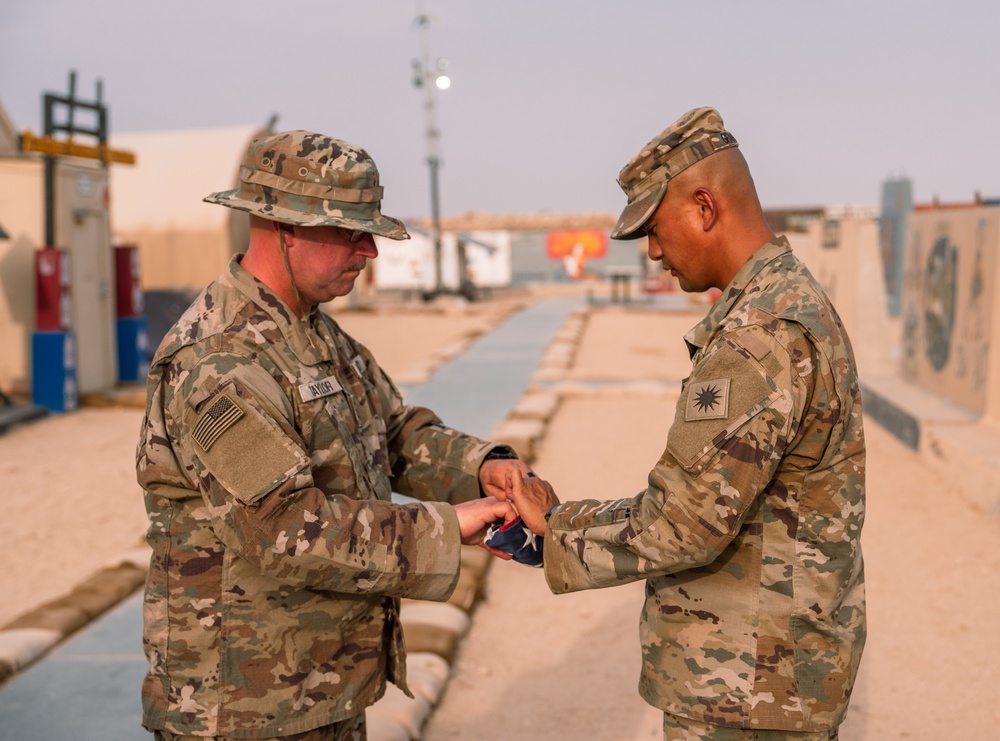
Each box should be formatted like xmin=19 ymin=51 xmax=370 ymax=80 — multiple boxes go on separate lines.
xmin=109 ymin=124 xmax=262 ymax=233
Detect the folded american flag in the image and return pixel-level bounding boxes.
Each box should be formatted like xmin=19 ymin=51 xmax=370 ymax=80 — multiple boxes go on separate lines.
xmin=484 ymin=517 xmax=543 ymax=567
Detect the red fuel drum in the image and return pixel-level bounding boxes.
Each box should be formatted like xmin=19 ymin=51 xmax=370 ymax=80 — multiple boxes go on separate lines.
xmin=35 ymin=246 xmax=72 ymax=331
xmin=114 ymin=244 xmax=143 ymax=317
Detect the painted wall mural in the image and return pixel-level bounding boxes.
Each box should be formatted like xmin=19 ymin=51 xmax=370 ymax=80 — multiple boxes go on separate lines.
xmin=901 ymin=208 xmax=999 ymax=415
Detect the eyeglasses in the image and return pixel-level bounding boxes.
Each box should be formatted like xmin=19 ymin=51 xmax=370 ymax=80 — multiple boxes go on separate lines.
xmin=278 ymin=223 xmax=370 ymax=243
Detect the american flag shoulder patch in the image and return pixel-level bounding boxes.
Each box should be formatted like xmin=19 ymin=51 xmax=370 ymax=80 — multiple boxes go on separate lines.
xmin=192 ymin=393 xmax=244 ymax=450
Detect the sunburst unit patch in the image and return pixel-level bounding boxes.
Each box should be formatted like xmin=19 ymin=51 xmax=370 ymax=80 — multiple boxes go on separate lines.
xmin=685 ymin=378 xmax=730 ymax=421
xmin=192 ymin=393 xmax=244 ymax=450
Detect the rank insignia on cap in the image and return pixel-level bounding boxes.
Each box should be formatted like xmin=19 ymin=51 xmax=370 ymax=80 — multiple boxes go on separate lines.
xmin=685 ymin=378 xmax=730 ymax=421
xmin=192 ymin=393 xmax=244 ymax=450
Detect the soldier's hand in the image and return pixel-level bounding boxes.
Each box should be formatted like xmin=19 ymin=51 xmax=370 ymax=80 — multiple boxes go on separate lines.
xmin=506 ymin=469 xmax=559 ymax=536
xmin=479 ymin=457 xmax=532 ymax=499
xmin=454 ymin=497 xmax=518 ymax=559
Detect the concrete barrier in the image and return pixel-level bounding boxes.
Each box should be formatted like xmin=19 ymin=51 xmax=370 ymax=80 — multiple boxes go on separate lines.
xmin=900 ymin=206 xmax=1000 ymax=419
xmin=0 ymin=556 xmax=147 ymax=685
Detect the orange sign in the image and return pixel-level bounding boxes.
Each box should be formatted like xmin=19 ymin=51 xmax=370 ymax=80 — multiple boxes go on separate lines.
xmin=546 ymin=230 xmax=607 ymax=259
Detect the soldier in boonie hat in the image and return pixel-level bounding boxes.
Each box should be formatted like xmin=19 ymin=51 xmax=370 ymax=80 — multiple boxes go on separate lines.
xmin=138 ymin=128 xmax=529 ymax=740
xmin=611 ymin=106 xmax=738 ymax=240
xmin=205 ymin=129 xmax=410 ymax=240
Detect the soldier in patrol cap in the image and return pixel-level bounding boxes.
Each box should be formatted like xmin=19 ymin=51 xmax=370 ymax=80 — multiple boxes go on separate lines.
xmin=136 ymin=130 xmax=529 ymax=741
xmin=504 ymin=107 xmax=866 ymax=740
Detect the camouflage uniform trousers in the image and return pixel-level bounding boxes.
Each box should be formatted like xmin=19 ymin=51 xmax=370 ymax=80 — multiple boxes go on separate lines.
xmin=663 ymin=714 xmax=838 ymax=741
xmin=153 ymin=713 xmax=366 ymax=741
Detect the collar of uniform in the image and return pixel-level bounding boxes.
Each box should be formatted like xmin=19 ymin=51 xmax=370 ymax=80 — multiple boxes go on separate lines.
xmin=683 ymin=236 xmax=793 ymax=354
xmin=227 ymin=255 xmax=330 ymax=366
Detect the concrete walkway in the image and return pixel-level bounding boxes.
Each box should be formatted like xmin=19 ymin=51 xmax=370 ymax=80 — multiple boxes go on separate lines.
xmin=0 ymin=297 xmax=580 ymax=741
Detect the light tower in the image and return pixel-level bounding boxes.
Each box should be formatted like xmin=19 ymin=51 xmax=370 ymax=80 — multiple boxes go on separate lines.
xmin=411 ymin=12 xmax=451 ymax=297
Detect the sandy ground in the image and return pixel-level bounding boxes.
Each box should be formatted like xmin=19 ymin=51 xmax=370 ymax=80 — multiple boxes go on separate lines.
xmin=0 ymin=406 xmax=149 ymax=628
xmin=2 ymin=292 xmax=999 ymax=739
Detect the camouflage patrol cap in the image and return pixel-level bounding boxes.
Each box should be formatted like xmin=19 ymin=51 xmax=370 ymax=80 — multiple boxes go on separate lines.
xmin=204 ymin=130 xmax=409 ymax=240
xmin=611 ymin=107 xmax=738 ymax=240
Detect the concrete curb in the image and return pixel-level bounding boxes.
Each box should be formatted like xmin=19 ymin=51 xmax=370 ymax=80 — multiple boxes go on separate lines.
xmin=0 ymin=548 xmax=148 ymax=685
xmin=531 ymin=306 xmax=589 ymax=383
xmin=0 ymin=629 xmax=61 ymax=685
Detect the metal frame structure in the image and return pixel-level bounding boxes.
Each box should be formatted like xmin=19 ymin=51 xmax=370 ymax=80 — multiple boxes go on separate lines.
xmin=18 ymin=70 xmax=134 ymax=246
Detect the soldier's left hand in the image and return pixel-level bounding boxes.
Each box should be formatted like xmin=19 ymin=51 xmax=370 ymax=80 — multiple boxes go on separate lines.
xmin=506 ymin=469 xmax=559 ymax=536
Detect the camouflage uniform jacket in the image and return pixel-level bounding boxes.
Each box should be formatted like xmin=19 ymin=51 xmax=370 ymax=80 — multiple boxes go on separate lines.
xmin=137 ymin=256 xmax=497 ymax=738
xmin=543 ymin=237 xmax=866 ymax=731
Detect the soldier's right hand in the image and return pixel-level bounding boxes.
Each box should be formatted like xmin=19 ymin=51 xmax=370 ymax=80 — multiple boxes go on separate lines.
xmin=454 ymin=497 xmax=518 ymax=558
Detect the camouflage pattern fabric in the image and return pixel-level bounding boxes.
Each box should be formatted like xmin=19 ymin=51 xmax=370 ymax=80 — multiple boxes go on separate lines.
xmin=662 ymin=712 xmax=838 ymax=740
xmin=204 ymin=130 xmax=409 ymax=240
xmin=153 ymin=711 xmax=364 ymax=741
xmin=611 ymin=107 xmax=738 ymax=240
xmin=543 ymin=237 xmax=866 ymax=732
xmin=137 ymin=256 xmax=498 ymax=738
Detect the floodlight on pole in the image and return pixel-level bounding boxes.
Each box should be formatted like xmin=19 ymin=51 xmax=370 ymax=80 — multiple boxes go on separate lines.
xmin=412 ymin=12 xmax=449 ymax=297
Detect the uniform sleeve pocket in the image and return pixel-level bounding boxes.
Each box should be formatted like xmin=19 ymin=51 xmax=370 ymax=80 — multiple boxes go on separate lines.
xmin=185 ymin=382 xmax=310 ymax=506
xmin=666 ymin=340 xmax=776 ymax=474
xmin=667 ymin=392 xmax=782 ymax=476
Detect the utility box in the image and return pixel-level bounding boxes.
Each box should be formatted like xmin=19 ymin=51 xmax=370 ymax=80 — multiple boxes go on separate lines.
xmin=116 ymin=316 xmax=149 ymax=382
xmin=31 ymin=330 xmax=78 ymax=412
xmin=112 ymin=243 xmax=150 ymax=382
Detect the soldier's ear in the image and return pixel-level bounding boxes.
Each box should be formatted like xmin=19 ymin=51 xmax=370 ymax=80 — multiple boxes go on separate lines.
xmin=692 ymin=188 xmax=718 ymax=231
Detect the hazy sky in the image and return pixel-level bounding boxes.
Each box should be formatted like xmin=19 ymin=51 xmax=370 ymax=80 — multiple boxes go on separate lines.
xmin=2 ymin=1 xmax=998 ymax=222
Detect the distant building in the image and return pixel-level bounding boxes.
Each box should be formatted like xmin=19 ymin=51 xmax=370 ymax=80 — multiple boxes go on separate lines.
xmin=408 ymin=211 xmax=650 ymax=289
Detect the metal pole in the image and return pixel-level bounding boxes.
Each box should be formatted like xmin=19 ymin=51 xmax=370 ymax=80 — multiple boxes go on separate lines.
xmin=429 ymin=154 xmax=442 ymax=290
xmin=417 ymin=13 xmax=443 ymax=295
xmin=43 ymin=90 xmax=56 ymax=247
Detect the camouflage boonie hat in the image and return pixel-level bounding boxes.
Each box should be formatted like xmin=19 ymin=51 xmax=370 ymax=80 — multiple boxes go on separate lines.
xmin=611 ymin=107 xmax=738 ymax=240
xmin=204 ymin=130 xmax=410 ymax=240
